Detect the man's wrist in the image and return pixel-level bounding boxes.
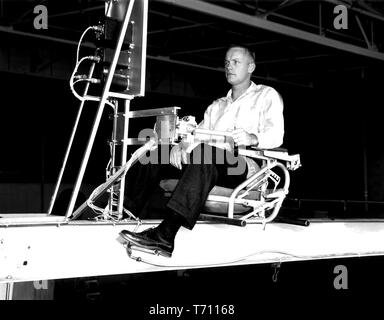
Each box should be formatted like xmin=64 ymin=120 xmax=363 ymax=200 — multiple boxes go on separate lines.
xmin=179 ymin=140 xmax=189 ymax=150
xmin=250 ymin=134 xmax=259 ymax=146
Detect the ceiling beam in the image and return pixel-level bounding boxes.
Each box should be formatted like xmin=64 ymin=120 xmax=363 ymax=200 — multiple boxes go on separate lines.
xmin=148 ymin=55 xmax=313 ymax=88
xmin=48 ymin=5 xmax=104 ymax=20
xmin=170 ymin=40 xmax=280 ymax=56
xmin=13 ymin=0 xmax=48 ymax=25
xmin=150 ymin=8 xmax=263 ymax=43
xmin=268 ymin=7 xmax=366 ymax=45
xmin=0 ymin=25 xmax=85 ymax=46
xmin=261 ymin=0 xmax=305 ymax=17
xmin=0 ymin=26 xmax=311 ymax=88
xmin=324 ymin=0 xmax=384 ymax=23
xmin=256 ymin=54 xmax=333 ymax=65
xmin=158 ymin=0 xmax=384 ymax=62
xmin=148 ymin=22 xmax=214 ymax=35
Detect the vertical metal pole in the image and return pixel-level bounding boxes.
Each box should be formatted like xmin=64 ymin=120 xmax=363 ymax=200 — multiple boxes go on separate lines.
xmin=355 ymin=15 xmax=371 ymax=48
xmin=66 ymin=0 xmax=136 ymax=218
xmin=5 ymin=283 xmax=14 ymax=300
xmin=41 ymin=134 xmax=45 ymax=212
xmin=108 ymin=99 xmax=119 ymax=214
xmin=48 ymin=62 xmax=96 ymax=214
xmin=117 ymin=98 xmax=131 ymax=215
xmin=362 ymin=69 xmax=369 ymax=214
xmin=363 ymin=145 xmax=368 ymax=213
xmin=363 ymin=106 xmax=369 ymax=213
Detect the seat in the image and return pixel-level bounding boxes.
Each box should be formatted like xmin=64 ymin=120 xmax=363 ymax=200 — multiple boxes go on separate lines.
xmin=159 ymin=147 xmax=301 ymax=226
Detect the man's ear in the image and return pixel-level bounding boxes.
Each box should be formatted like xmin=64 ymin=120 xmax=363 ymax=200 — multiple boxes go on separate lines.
xmin=248 ymin=62 xmax=256 ymax=73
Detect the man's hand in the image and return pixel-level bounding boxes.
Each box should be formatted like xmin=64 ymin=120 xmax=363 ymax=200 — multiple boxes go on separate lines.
xmin=231 ymin=128 xmax=258 ymax=146
xmin=170 ymin=144 xmax=188 ymax=170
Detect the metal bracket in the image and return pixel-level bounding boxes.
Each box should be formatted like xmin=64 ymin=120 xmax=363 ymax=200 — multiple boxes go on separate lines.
xmin=271 ymin=262 xmax=282 ymax=283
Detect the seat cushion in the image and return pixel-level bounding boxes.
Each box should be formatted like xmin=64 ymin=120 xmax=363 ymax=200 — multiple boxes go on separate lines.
xmin=159 ymin=179 xmax=261 ymax=214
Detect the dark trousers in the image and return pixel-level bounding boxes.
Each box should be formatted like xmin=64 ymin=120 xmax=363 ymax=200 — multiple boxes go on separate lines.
xmin=124 ymin=144 xmax=248 ymax=229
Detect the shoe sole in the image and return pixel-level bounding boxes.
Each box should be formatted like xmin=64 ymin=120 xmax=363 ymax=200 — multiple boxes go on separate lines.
xmin=119 ymin=232 xmax=172 ymax=258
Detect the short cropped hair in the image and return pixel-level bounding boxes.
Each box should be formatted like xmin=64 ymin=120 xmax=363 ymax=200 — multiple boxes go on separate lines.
xmin=227 ymin=44 xmax=256 ymax=64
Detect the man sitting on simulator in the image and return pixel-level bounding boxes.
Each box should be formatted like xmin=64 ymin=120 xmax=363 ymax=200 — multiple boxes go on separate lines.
xmin=120 ymin=45 xmax=284 ymax=257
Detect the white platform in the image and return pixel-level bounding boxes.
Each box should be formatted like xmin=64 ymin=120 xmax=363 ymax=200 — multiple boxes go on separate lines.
xmin=1 ymin=214 xmax=384 ymax=283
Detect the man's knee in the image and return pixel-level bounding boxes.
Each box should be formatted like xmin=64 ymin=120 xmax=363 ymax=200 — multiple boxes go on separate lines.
xmin=189 ymin=144 xmax=224 ymax=165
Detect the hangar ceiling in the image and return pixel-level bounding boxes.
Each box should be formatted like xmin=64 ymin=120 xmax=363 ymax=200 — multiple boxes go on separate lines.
xmin=1 ymin=0 xmax=384 ymax=90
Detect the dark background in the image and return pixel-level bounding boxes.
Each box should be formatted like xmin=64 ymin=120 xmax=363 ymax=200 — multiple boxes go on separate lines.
xmin=1 ymin=0 xmax=384 ymax=215
xmin=2 ymin=0 xmax=384 ymax=305
xmin=1 ymin=62 xmax=383 ymax=214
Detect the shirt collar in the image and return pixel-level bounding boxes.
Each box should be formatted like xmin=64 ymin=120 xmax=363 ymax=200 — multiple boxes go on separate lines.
xmin=226 ymin=81 xmax=257 ymax=103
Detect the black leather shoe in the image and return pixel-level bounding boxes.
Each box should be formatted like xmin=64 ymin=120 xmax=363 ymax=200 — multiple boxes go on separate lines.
xmin=119 ymin=228 xmax=174 ymax=257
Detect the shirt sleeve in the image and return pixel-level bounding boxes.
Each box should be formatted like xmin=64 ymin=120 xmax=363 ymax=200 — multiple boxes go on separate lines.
xmin=255 ymin=88 xmax=284 ymax=149
xmin=197 ymin=103 xmax=214 ymax=130
xmin=194 ymin=102 xmax=216 ymax=142
xmin=183 ymin=102 xmax=214 ymax=152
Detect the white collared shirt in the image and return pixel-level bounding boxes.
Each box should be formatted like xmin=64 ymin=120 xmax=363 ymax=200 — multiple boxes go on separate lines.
xmin=193 ymin=82 xmax=284 ymax=177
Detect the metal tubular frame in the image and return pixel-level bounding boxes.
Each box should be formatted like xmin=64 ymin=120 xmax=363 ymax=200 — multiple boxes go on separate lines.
xmin=71 ymin=107 xmax=179 ymax=220
xmin=48 ymin=61 xmax=97 ymax=214
xmin=72 ymin=139 xmax=156 ymax=220
xmin=66 ymin=0 xmax=137 ymax=218
xmin=355 ymin=14 xmax=372 ymax=48
xmin=228 ymin=159 xmax=290 ymax=224
xmin=199 ymin=149 xmax=299 ymax=226
xmin=117 ymin=100 xmax=131 ymax=215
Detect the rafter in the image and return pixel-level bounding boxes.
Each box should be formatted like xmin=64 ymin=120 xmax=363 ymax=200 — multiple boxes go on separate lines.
xmin=158 ymin=0 xmax=384 ymax=61
xmin=148 ymin=22 xmax=214 ymax=35
xmin=260 ymin=0 xmax=305 ymax=17
xmin=324 ymin=0 xmax=384 ymax=23
xmin=169 ymin=40 xmax=280 ymax=56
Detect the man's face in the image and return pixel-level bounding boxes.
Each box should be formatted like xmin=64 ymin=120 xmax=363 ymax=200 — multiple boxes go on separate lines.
xmin=224 ymin=47 xmax=255 ymax=86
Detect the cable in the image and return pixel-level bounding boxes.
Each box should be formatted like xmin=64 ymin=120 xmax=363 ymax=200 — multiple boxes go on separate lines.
xmin=125 ymin=246 xmax=303 ymax=268
xmin=69 ymin=55 xmax=116 ymax=110
xmin=69 ymin=56 xmax=97 ymax=100
xmin=85 ymin=141 xmax=157 ymax=221
xmin=125 ymin=246 xmax=384 ymax=269
xmin=76 ymin=25 xmax=103 ymax=63
xmin=73 ymin=76 xmax=101 ymax=84
xmin=77 ymin=26 xmax=94 ymax=63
